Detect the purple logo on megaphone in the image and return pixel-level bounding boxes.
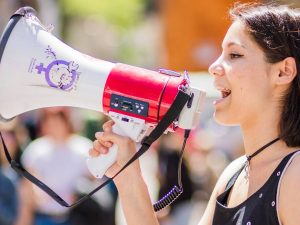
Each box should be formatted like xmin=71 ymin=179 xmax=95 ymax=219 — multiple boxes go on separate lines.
xmin=35 ymin=60 xmax=79 ymax=90
xmin=32 ymin=45 xmax=80 ymax=91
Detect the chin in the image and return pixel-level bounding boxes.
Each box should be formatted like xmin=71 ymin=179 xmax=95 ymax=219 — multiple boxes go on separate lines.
xmin=213 ymin=111 xmax=239 ymax=126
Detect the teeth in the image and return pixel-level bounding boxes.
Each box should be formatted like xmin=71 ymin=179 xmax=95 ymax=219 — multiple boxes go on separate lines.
xmin=215 ymin=87 xmax=231 ymax=98
xmin=222 ymin=89 xmax=231 ymax=93
xmin=222 ymin=89 xmax=231 ymax=98
xmin=214 ymin=85 xmax=231 ymax=99
xmin=217 ymin=87 xmax=230 ymax=92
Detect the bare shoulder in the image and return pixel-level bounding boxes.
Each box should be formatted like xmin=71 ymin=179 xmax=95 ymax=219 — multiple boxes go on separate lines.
xmin=278 ymin=151 xmax=300 ymax=225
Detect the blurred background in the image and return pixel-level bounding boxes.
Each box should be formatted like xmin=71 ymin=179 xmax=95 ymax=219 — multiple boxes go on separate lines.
xmin=0 ymin=0 xmax=299 ymax=225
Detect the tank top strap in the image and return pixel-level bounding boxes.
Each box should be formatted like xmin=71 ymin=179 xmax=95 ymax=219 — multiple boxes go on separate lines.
xmin=224 ymin=150 xmax=300 ymax=192
xmin=279 ymin=150 xmax=300 ymax=167
xmin=277 ymin=150 xmax=300 ymax=173
xmin=268 ymin=150 xmax=300 ymax=184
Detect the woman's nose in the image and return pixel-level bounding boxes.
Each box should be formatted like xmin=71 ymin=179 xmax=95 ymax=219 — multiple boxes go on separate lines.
xmin=208 ymin=61 xmax=224 ymax=77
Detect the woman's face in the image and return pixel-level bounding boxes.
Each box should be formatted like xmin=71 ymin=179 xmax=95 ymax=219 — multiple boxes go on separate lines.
xmin=209 ymin=21 xmax=278 ymax=127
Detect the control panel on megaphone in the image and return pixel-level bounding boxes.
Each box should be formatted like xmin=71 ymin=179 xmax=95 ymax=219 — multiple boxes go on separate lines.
xmin=0 ymin=7 xmax=206 ymax=179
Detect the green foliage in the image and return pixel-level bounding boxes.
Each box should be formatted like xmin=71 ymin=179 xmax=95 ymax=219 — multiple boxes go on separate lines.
xmin=60 ymin=0 xmax=145 ymax=29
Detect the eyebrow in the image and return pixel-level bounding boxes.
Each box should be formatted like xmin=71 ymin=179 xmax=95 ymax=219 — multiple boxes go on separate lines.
xmin=222 ymin=42 xmax=246 ymax=49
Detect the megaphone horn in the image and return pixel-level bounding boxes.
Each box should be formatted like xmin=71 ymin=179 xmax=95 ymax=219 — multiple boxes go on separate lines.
xmin=0 ymin=7 xmax=206 ymax=179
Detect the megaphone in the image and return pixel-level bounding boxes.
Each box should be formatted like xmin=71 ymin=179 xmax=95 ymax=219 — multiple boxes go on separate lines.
xmin=0 ymin=7 xmax=206 ymax=179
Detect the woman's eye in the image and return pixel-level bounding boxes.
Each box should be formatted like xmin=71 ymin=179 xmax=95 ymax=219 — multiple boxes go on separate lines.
xmin=229 ymin=53 xmax=243 ymax=59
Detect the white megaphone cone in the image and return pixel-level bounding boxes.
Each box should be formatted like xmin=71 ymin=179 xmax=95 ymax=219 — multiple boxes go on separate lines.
xmin=0 ymin=7 xmax=115 ymax=120
xmin=0 ymin=7 xmax=206 ymax=179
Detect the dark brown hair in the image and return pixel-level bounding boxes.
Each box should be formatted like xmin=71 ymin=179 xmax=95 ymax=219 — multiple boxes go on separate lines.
xmin=230 ymin=3 xmax=300 ymax=147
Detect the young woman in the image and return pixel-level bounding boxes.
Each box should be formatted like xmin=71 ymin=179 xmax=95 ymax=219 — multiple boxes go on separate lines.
xmin=89 ymin=3 xmax=300 ymax=225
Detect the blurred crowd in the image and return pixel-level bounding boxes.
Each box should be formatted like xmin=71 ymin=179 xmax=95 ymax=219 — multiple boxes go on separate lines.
xmin=0 ymin=0 xmax=278 ymax=225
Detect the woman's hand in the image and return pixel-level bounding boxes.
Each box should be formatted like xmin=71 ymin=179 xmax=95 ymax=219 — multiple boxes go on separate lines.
xmin=89 ymin=120 xmax=159 ymax=225
xmin=88 ymin=120 xmax=141 ymax=181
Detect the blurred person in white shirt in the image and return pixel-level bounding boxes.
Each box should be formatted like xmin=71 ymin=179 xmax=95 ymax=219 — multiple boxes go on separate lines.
xmin=20 ymin=107 xmax=92 ymax=225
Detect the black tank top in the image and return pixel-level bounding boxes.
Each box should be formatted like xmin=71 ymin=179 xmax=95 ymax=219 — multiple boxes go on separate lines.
xmin=212 ymin=150 xmax=300 ymax=225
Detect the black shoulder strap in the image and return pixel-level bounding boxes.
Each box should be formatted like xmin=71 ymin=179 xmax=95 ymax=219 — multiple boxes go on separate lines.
xmin=0 ymin=90 xmax=191 ymax=208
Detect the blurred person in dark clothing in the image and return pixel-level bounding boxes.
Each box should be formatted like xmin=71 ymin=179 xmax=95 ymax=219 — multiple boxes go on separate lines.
xmin=157 ymin=134 xmax=194 ymax=208
xmin=0 ymin=120 xmax=32 ymax=225
xmin=0 ymin=164 xmax=18 ymax=225
xmin=157 ymin=147 xmax=194 ymax=225
xmin=0 ymin=130 xmax=22 ymax=183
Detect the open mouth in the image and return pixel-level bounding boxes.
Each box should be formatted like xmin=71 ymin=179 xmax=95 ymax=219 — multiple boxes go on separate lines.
xmin=221 ymin=88 xmax=231 ymax=99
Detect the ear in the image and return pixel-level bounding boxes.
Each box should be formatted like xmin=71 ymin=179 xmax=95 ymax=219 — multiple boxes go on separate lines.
xmin=276 ymin=57 xmax=297 ymax=85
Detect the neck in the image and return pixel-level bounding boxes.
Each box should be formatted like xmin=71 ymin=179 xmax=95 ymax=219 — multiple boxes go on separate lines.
xmin=240 ymin=109 xmax=300 ymax=166
xmin=240 ymin=108 xmax=282 ymax=158
xmin=242 ymin=129 xmax=279 ymax=157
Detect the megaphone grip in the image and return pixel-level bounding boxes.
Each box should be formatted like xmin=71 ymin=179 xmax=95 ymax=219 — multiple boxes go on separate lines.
xmin=86 ymin=125 xmax=126 ymax=179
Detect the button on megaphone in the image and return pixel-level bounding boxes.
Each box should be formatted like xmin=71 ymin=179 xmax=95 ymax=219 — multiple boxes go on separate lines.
xmin=0 ymin=7 xmax=206 ymax=179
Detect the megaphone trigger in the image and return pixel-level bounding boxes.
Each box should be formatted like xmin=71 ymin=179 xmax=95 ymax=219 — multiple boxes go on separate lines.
xmin=86 ymin=135 xmax=119 ymax=179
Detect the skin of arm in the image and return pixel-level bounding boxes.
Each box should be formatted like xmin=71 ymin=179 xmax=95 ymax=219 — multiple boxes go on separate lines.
xmin=114 ymin=169 xmax=159 ymax=225
xmin=278 ymin=154 xmax=300 ymax=225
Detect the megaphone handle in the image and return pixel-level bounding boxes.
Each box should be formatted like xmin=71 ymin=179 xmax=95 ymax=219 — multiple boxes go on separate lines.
xmin=86 ymin=124 xmax=126 ymax=179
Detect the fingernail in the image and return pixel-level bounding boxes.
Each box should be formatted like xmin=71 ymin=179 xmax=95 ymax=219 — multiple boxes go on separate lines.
xmin=104 ymin=142 xmax=112 ymax=148
xmin=95 ymin=132 xmax=102 ymax=138
xmin=89 ymin=149 xmax=99 ymax=157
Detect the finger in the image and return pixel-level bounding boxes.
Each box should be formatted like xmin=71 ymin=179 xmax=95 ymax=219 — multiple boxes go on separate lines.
xmin=95 ymin=133 xmax=113 ymax=148
xmin=93 ymin=139 xmax=102 ymax=151
xmin=103 ymin=120 xmax=115 ymax=132
xmin=100 ymin=131 xmax=134 ymax=148
xmin=93 ymin=140 xmax=109 ymax=154
xmin=88 ymin=148 xmax=100 ymax=157
xmin=99 ymin=122 xmax=135 ymax=147
xmin=102 ymin=141 xmax=113 ymax=148
xmin=98 ymin=139 xmax=113 ymax=148
xmin=95 ymin=131 xmax=103 ymax=139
